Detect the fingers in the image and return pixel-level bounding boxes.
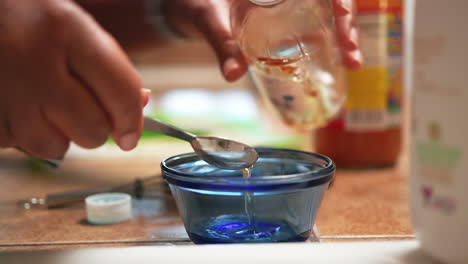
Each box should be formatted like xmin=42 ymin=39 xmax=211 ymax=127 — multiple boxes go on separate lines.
xmin=332 ymin=0 xmax=362 ymax=69
xmin=333 ymin=0 xmax=355 ymax=48
xmin=67 ymin=12 xmax=144 ymax=151
xmin=0 ymin=0 xmax=148 ymax=156
xmin=192 ymin=3 xmax=247 ymax=82
xmin=343 ymin=48 xmax=363 ymax=70
xmin=10 ymin=108 xmax=70 ymax=160
xmin=163 ymin=0 xmax=247 ymax=81
xmin=44 ymin=76 xmax=112 ymax=150
xmin=29 ymin=83 xmax=150 ymax=153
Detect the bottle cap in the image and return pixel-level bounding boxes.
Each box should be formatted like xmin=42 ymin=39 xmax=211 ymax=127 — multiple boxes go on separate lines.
xmin=249 ymin=0 xmax=284 ymax=6
xmin=85 ymin=193 xmax=132 ymax=225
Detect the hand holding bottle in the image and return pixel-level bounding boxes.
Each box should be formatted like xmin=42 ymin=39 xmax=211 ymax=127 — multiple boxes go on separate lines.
xmin=164 ymin=0 xmax=361 ymax=84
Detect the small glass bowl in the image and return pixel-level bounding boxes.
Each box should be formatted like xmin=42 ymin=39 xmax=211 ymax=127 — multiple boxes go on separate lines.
xmin=161 ymin=147 xmax=335 ymax=244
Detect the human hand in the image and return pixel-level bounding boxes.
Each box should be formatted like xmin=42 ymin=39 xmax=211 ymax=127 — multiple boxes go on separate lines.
xmin=163 ymin=0 xmax=247 ymax=82
xmin=0 ymin=0 xmax=149 ymax=159
xmin=332 ymin=0 xmax=362 ymax=70
xmin=164 ymin=0 xmax=362 ymax=82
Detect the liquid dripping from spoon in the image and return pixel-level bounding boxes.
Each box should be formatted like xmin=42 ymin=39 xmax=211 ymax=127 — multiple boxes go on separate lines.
xmin=242 ymin=166 xmax=257 ymax=234
xmin=242 ymin=167 xmax=252 ymax=178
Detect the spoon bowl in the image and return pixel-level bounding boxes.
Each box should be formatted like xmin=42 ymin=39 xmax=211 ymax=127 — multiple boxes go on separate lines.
xmin=191 ymin=136 xmax=258 ymax=170
xmin=143 ymin=117 xmax=258 ymax=170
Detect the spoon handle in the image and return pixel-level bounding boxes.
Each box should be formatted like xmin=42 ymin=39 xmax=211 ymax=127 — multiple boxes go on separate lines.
xmin=143 ymin=117 xmax=196 ymax=142
xmin=35 ymin=117 xmax=195 ymax=169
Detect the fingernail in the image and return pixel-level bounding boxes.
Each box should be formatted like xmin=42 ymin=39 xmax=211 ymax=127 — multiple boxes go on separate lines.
xmin=119 ymin=132 xmax=139 ymax=151
xmin=335 ymin=0 xmax=351 ymax=15
xmin=351 ymin=49 xmax=363 ymax=64
xmin=143 ymin=88 xmax=151 ymax=95
xmin=347 ymin=27 xmax=359 ymax=50
xmin=223 ymin=57 xmax=240 ymax=81
xmin=142 ymin=88 xmax=151 ymax=107
xmin=347 ymin=49 xmax=363 ymax=69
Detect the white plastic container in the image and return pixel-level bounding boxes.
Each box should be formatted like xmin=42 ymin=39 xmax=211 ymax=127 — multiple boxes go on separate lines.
xmin=407 ymin=0 xmax=468 ymax=263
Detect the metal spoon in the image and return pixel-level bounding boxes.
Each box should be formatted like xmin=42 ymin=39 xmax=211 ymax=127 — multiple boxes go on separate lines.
xmin=143 ymin=117 xmax=258 ymax=170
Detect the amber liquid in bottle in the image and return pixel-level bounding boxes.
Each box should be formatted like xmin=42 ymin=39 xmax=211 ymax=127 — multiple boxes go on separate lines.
xmin=251 ymin=53 xmax=343 ymax=130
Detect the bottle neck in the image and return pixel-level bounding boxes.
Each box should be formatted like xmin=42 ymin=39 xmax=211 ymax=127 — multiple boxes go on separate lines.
xmin=249 ymin=0 xmax=284 ymax=6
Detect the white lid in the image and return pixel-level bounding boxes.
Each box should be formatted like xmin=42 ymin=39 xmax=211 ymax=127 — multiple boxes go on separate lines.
xmin=85 ymin=193 xmax=132 ymax=225
xmin=249 ymin=0 xmax=284 ymax=6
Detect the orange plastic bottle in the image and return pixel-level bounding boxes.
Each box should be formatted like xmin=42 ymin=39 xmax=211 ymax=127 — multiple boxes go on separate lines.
xmin=315 ymin=0 xmax=403 ymax=168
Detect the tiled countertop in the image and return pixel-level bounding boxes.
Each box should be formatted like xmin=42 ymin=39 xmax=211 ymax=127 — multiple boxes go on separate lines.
xmin=0 ymin=143 xmax=413 ymax=251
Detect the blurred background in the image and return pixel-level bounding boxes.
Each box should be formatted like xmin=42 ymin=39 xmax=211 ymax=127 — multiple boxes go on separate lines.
xmin=62 ymin=39 xmax=308 ymax=165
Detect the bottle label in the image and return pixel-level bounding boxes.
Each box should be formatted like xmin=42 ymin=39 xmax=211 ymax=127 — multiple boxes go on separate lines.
xmin=342 ymin=3 xmax=403 ymax=131
xmin=411 ymin=0 xmax=468 ymax=206
xmin=410 ymin=2 xmax=468 ymax=258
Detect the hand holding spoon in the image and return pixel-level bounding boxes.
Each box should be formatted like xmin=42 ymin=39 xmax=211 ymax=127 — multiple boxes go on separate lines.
xmin=41 ymin=117 xmax=258 ymax=170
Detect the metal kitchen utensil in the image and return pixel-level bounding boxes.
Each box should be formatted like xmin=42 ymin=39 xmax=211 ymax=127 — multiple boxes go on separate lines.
xmin=41 ymin=117 xmax=258 ymax=171
xmin=17 ymin=176 xmax=171 ymax=209
xmin=143 ymin=117 xmax=258 ymax=170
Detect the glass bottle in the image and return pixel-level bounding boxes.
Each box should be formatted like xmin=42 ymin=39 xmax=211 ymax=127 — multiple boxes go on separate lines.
xmin=315 ymin=0 xmax=403 ymax=168
xmin=230 ymin=0 xmax=345 ymax=130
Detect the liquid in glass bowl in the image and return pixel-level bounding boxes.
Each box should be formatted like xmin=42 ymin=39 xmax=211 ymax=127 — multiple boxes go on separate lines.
xmin=161 ymin=147 xmax=335 ymax=244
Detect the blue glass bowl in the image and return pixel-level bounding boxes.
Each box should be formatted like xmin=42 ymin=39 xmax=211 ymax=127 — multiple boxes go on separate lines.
xmin=161 ymin=147 xmax=335 ymax=244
